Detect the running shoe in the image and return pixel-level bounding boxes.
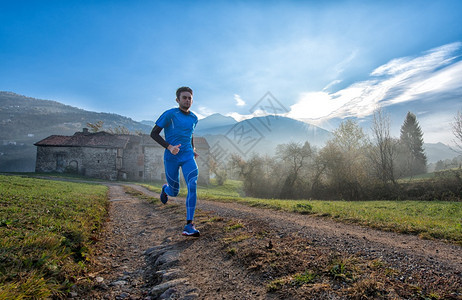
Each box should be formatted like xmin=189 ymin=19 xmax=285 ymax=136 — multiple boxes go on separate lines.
xmin=182 ymin=223 xmax=200 ymax=237
xmin=160 ymin=184 xmax=168 ymax=204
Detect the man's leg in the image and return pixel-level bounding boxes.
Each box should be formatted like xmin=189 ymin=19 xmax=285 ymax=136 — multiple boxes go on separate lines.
xmin=164 ymin=158 xmax=180 ymax=197
xmin=182 ymin=158 xmax=199 ymax=222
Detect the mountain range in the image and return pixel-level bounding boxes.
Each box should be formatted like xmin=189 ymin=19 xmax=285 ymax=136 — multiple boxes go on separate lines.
xmin=0 ymin=91 xmax=459 ymax=172
xmin=194 ymin=113 xmax=332 ymax=158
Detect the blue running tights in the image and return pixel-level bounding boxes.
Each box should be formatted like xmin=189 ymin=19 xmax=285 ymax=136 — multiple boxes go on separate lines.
xmin=163 ymin=156 xmax=198 ymax=221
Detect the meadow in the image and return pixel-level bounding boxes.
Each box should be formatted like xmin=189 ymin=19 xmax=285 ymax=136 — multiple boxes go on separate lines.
xmin=1 ymin=174 xmax=460 ymax=298
xmin=144 ymin=179 xmax=462 ymax=245
xmin=0 ymin=175 xmax=108 ymax=299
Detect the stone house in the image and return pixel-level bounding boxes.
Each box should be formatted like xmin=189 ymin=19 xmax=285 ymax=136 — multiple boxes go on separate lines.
xmin=34 ymin=128 xmax=210 ymax=184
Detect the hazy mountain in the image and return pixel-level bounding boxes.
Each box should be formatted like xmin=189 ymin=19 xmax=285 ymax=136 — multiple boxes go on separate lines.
xmin=195 ymin=115 xmax=333 ymax=160
xmin=140 ymin=120 xmax=155 ymax=128
xmin=424 ymin=142 xmax=460 ymax=163
xmin=196 ymin=113 xmax=237 ymax=131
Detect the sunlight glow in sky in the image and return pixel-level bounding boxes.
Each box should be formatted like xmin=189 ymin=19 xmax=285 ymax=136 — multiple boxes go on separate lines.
xmin=288 ymin=43 xmax=462 ymax=121
xmin=1 ymin=0 xmax=462 ymax=145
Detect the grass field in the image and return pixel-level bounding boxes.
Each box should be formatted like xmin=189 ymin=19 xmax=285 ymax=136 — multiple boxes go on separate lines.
xmin=1 ymin=174 xmax=460 ymax=298
xmin=144 ymin=179 xmax=462 ymax=245
xmin=0 ymin=175 xmax=108 ymax=299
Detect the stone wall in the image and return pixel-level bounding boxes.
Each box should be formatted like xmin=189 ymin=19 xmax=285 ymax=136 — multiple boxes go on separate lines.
xmin=82 ymin=147 xmax=118 ymax=180
xmin=143 ymin=146 xmax=165 ymax=181
xmin=35 ymin=146 xmax=119 ymax=181
xmin=35 ymin=146 xmax=85 ymax=173
xmin=121 ymin=136 xmax=145 ymax=181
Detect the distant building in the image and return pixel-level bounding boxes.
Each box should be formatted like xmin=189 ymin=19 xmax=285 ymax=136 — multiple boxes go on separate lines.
xmin=34 ymin=128 xmax=210 ymax=184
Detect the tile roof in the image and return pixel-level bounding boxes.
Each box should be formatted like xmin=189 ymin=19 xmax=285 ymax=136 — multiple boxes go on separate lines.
xmin=193 ymin=136 xmax=209 ymax=148
xmin=35 ymin=131 xmax=130 ymax=148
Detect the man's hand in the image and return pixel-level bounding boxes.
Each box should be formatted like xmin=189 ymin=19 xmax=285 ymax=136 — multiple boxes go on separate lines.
xmin=168 ymin=144 xmax=181 ymax=155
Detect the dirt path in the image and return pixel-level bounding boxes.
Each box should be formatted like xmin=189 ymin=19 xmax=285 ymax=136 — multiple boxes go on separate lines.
xmin=77 ymin=184 xmax=461 ymax=299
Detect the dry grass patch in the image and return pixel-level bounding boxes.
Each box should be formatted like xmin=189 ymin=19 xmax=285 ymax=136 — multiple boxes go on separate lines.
xmin=0 ymin=175 xmax=108 ymax=299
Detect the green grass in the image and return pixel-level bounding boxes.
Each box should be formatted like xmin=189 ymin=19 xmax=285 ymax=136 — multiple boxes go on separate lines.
xmin=398 ymin=168 xmax=462 ymax=182
xmin=0 ymin=175 xmax=108 ymax=299
xmin=142 ymin=179 xmax=462 ymax=245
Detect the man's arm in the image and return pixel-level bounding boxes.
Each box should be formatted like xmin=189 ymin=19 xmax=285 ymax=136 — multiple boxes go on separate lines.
xmin=151 ymin=125 xmax=181 ymax=155
xmin=150 ymin=125 xmax=170 ymax=149
xmin=191 ymin=135 xmax=199 ymax=158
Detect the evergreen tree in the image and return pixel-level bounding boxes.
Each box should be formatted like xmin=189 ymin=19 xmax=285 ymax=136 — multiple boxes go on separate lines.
xmin=398 ymin=112 xmax=427 ymax=176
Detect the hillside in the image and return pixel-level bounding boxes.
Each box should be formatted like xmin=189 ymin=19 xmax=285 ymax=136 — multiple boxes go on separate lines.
xmin=0 ymin=92 xmax=152 ymax=171
xmin=0 ymin=91 xmax=152 ymax=140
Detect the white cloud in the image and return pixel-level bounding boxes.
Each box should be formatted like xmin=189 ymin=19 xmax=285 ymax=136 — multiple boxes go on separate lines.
xmin=196 ymin=106 xmax=215 ymax=119
xmin=288 ymin=42 xmax=462 ymax=123
xmin=226 ymin=112 xmax=254 ymax=122
xmin=288 ymin=91 xmax=347 ymax=119
xmin=385 ymin=59 xmax=462 ymax=106
xmin=332 ymin=50 xmax=358 ymax=78
xmin=323 ymin=80 xmax=343 ymax=92
xmin=419 ymin=111 xmax=457 ymax=145
xmin=234 ymin=94 xmax=246 ymax=106
xmin=371 ymin=42 xmax=461 ymax=76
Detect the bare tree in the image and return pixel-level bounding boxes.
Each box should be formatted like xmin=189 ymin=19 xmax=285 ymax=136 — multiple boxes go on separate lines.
xmin=321 ymin=119 xmax=370 ymax=200
xmin=370 ymin=108 xmax=397 ymax=184
xmin=209 ymin=156 xmax=227 ymax=186
xmin=86 ymin=121 xmax=134 ymax=135
xmin=86 ymin=121 xmax=104 ymax=132
xmin=276 ymin=142 xmax=313 ymax=198
xmin=452 ymin=110 xmax=462 ymax=152
xmin=107 ymin=126 xmax=131 ymax=135
xmin=229 ymin=154 xmax=264 ymax=197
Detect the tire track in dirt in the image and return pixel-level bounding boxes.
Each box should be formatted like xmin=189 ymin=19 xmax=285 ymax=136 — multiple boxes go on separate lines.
xmin=129 ymin=184 xmax=461 ymax=276
xmin=78 ymin=183 xmax=461 ymax=299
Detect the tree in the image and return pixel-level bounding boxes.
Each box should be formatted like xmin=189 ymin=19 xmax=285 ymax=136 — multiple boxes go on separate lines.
xmin=369 ymin=108 xmax=397 ymax=184
xmin=86 ymin=121 xmax=104 ymax=132
xmin=452 ymin=110 xmax=462 ymax=152
xmin=434 ymin=160 xmax=445 ymax=172
xmin=209 ymin=156 xmax=227 ymax=186
xmin=230 ymin=154 xmax=264 ymax=197
xmin=320 ymin=119 xmax=370 ymax=200
xmin=86 ymin=121 xmax=134 ymax=135
xmin=107 ymin=126 xmax=131 ymax=135
xmin=275 ymin=142 xmax=313 ymax=198
xmin=398 ymin=112 xmax=427 ymax=177
xmin=229 ymin=153 xmax=284 ymax=198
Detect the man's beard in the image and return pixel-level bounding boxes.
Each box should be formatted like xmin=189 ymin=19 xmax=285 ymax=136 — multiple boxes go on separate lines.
xmin=180 ymin=103 xmax=191 ymax=111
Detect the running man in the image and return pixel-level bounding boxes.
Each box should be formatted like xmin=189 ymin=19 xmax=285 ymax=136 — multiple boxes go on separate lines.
xmin=150 ymin=86 xmax=200 ymax=237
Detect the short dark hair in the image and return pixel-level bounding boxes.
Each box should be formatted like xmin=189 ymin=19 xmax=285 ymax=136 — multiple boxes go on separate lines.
xmin=176 ymin=86 xmax=193 ymax=99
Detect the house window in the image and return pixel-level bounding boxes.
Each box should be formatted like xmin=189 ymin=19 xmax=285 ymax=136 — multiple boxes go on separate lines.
xmin=68 ymin=160 xmax=78 ymax=173
xmin=56 ymin=153 xmax=65 ymax=170
xmin=139 ymin=171 xmax=143 ymax=177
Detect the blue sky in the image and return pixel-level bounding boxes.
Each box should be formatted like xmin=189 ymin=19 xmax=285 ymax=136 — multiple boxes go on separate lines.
xmin=1 ymin=0 xmax=462 ymax=145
